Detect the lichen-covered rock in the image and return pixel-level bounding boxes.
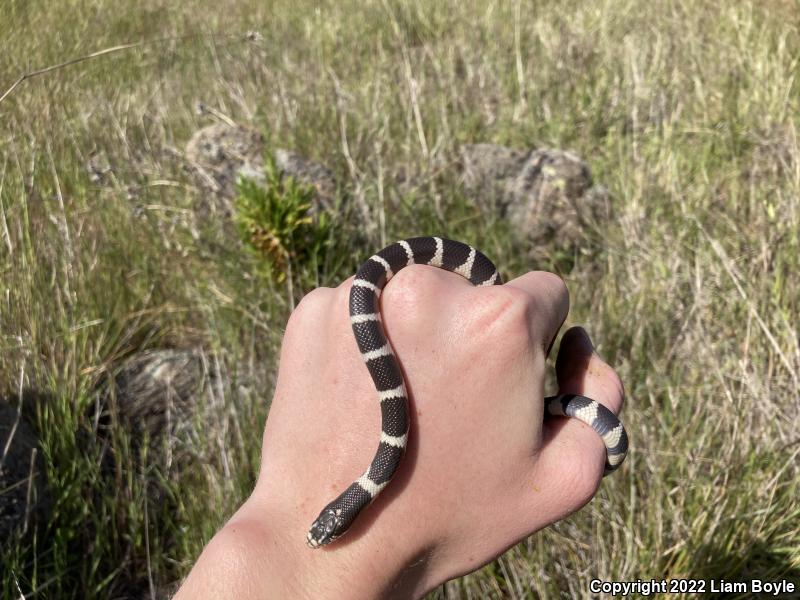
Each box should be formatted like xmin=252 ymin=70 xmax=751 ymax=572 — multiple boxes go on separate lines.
xmin=0 ymin=401 xmax=48 ymax=542
xmin=458 ymin=143 xmax=610 ymax=247
xmin=506 ymin=148 xmax=606 ymax=245
xmin=184 ymin=123 xmax=337 ymax=216
xmin=185 ymin=123 xmax=265 ymax=204
xmin=459 ymin=143 xmax=528 ymax=205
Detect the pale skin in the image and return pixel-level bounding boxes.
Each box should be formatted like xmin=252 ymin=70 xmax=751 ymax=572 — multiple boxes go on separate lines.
xmin=175 ymin=266 xmax=626 ymax=599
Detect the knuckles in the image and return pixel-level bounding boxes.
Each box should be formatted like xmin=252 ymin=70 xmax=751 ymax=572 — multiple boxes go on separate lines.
xmin=288 ymin=270 xmax=551 ymax=368
xmin=380 ymin=265 xmax=455 ymax=328
xmin=461 ymin=285 xmax=538 ymax=357
xmin=286 ymin=286 xmax=336 ymax=334
xmin=380 ymin=269 xmax=546 ymax=361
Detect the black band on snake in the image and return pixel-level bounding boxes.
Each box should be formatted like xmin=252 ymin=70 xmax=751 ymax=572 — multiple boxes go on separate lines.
xmin=306 ymin=237 xmax=629 ymax=548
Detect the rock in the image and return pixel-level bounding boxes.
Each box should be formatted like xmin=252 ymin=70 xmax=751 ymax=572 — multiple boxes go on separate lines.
xmin=507 ymin=148 xmax=605 ymax=245
xmin=184 ymin=123 xmax=337 ymax=216
xmin=0 ymin=400 xmax=48 ymax=542
xmin=106 ymin=349 xmax=220 ymax=452
xmin=459 ymin=143 xmax=528 ymax=204
xmin=185 ymin=123 xmax=265 ymax=204
xmin=274 ymin=149 xmax=337 ymax=213
xmin=100 ymin=350 xmax=264 ymax=476
xmin=458 ymin=143 xmax=610 ymax=247
xmin=99 ymin=349 xmax=236 ymax=595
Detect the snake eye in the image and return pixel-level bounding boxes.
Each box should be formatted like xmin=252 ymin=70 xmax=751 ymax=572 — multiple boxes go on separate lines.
xmin=323 ymin=513 xmax=337 ymax=534
xmin=322 ymin=508 xmax=342 ymax=535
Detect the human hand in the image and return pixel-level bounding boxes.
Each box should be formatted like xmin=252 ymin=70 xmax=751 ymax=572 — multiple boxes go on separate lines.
xmin=175 ymin=265 xmax=625 ymax=599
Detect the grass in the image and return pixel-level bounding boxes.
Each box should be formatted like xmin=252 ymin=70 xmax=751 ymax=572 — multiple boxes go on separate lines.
xmin=1 ymin=0 xmax=799 ymax=597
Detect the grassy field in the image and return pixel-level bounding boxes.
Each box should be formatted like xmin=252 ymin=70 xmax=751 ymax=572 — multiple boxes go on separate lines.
xmin=1 ymin=0 xmax=799 ymax=597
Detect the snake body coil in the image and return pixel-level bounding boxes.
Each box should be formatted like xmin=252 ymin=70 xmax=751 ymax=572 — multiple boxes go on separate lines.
xmin=306 ymin=237 xmax=628 ymax=548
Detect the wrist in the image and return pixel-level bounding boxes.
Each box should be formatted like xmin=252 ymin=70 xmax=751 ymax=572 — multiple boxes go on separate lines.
xmin=174 ymin=504 xmax=305 ymax=599
xmin=176 ymin=493 xmax=436 ymax=600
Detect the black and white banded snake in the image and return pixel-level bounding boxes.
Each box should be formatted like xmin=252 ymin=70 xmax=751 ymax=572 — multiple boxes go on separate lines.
xmin=306 ymin=237 xmax=629 ymax=548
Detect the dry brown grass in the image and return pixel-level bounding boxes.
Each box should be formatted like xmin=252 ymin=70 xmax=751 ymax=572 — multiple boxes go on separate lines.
xmin=1 ymin=0 xmax=798 ymax=597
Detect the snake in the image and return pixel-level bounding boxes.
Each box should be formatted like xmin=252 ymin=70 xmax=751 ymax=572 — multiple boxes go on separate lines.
xmin=306 ymin=237 xmax=628 ymax=548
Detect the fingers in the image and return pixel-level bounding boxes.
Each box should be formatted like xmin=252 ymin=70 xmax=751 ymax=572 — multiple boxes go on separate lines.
xmin=554 ymin=326 xmax=625 ymax=414
xmin=503 ymin=271 xmax=570 ymax=356
xmin=530 ymin=327 xmax=626 ymax=519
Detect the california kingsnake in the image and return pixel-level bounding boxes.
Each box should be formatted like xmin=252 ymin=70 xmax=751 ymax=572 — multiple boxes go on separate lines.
xmin=306 ymin=237 xmax=628 ymax=548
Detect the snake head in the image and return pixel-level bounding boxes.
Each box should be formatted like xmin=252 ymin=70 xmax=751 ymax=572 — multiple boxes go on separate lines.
xmin=306 ymin=508 xmax=343 ymax=549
